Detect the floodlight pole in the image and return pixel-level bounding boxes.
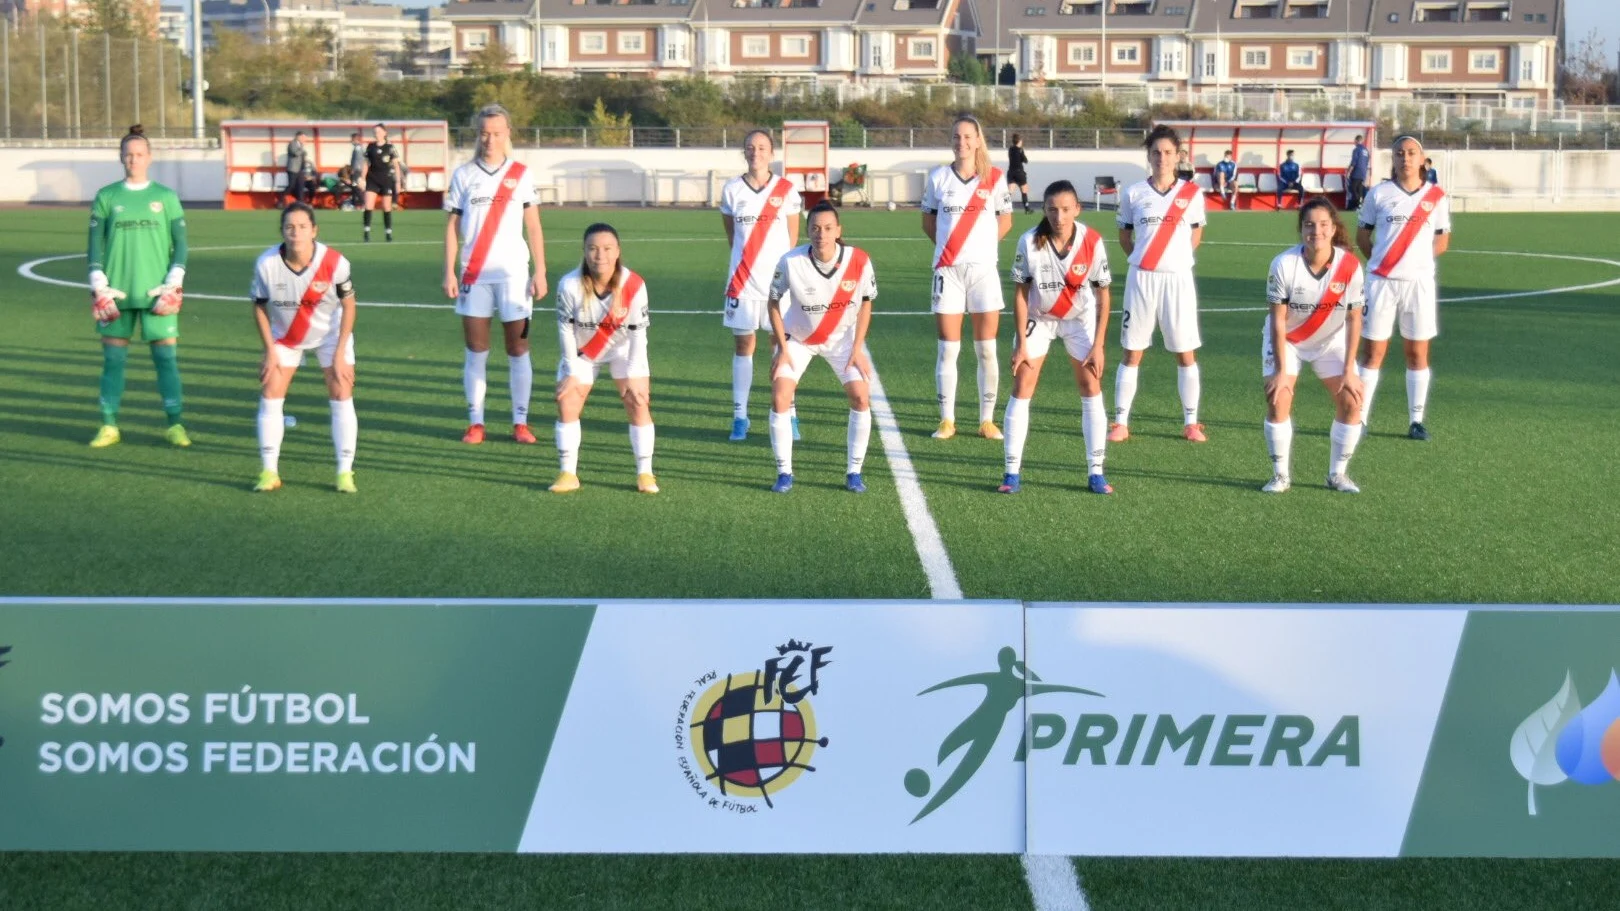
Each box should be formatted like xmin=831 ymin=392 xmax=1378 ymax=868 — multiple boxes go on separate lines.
xmin=190 ymin=0 xmax=203 ymax=138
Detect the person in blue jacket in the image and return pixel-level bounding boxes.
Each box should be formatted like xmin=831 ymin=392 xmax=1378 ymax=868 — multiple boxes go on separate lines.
xmin=1276 ymin=150 xmax=1304 ymax=209
xmin=1213 ymin=149 xmax=1238 ymax=207
xmin=1345 ymin=134 xmax=1371 ymax=210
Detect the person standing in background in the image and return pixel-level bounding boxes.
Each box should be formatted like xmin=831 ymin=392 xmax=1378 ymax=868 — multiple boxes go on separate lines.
xmin=1007 ymin=134 xmax=1032 ymax=215
xmin=1345 ymin=134 xmax=1370 ymax=210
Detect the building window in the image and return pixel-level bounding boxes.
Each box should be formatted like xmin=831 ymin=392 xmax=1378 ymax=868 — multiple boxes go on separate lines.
xmin=1415 ymin=3 xmax=1460 ymax=22
xmin=463 ymin=28 xmax=489 ymax=50
xmin=1285 ymin=0 xmax=1327 ymax=17
xmin=1111 ymin=0 xmax=1153 ymax=11
xmin=1466 ymin=2 xmax=1508 ymax=20
xmin=1159 ymin=48 xmax=1183 ymax=72
xmin=1520 ymin=58 xmax=1535 ymax=81
xmin=782 ymin=34 xmax=812 ymax=58
xmin=664 ymin=40 xmax=687 ymax=62
xmin=1024 ymin=7 xmax=1047 ymax=15
xmin=741 ymin=35 xmax=770 ymax=58
xmin=1067 ymin=42 xmax=1097 ymax=65
xmin=580 ymin=31 xmax=607 ymax=54
xmin=1468 ymin=50 xmax=1499 ymax=73
xmin=1203 ymin=51 xmax=1216 ymax=77
xmin=1420 ymin=50 xmax=1452 ymax=73
xmin=617 ymin=31 xmax=646 ymax=53
xmin=1240 ymin=47 xmax=1270 ymax=69
xmin=1236 ymin=0 xmax=1277 ymax=18
xmin=1286 ymin=46 xmax=1317 ymax=69
xmin=1058 ymin=1 xmax=1100 ymax=11
xmin=907 ymin=37 xmax=936 ymax=59
xmin=1112 ymin=42 xmax=1140 ymax=64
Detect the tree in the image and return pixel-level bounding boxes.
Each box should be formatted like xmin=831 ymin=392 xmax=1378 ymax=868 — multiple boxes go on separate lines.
xmin=1561 ymin=29 xmax=1612 ymax=106
xmin=948 ymin=52 xmax=992 ymax=86
xmin=78 ymin=0 xmax=136 ymax=38
xmin=464 ymin=42 xmax=513 ymax=79
xmin=587 ymin=97 xmax=632 ymax=146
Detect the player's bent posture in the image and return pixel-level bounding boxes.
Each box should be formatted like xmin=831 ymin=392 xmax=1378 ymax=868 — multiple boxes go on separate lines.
xmin=1262 ymin=197 xmax=1367 ymax=494
xmin=720 ymin=129 xmax=801 ymax=441
xmin=86 ymin=124 xmax=190 ymax=449
xmin=1112 ymin=124 xmax=1209 ymax=444
xmin=442 ymin=104 xmax=547 ymax=445
xmin=922 ymin=114 xmax=1014 ymax=441
xmin=766 ymin=203 xmax=878 ymax=494
xmin=1001 ymin=181 xmax=1114 ymax=495
xmin=1356 ymin=134 xmax=1451 ymax=441
xmin=360 ymin=123 xmax=404 ymax=242
xmin=250 ymin=204 xmax=360 ymax=494
xmin=552 ymin=224 xmax=657 ymax=495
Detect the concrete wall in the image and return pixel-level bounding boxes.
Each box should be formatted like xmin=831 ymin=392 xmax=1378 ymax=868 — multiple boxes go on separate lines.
xmin=5 ymin=147 xmax=1617 ymax=211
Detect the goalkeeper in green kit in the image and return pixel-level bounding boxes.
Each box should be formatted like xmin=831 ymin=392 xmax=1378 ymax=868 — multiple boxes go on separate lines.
xmin=87 ymin=124 xmax=191 ymax=448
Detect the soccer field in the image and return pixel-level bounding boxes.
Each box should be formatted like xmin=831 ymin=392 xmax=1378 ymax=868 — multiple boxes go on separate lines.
xmin=1 ymin=205 xmax=1618 ymax=909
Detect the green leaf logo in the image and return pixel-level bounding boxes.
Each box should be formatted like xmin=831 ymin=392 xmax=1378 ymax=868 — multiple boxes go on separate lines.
xmin=1510 ymin=671 xmax=1583 ymax=816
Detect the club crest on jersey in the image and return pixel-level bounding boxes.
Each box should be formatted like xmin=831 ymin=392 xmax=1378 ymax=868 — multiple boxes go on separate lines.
xmin=148 ymin=201 xmax=164 ymax=213
xmin=769 ymin=195 xmax=785 ymax=207
xmin=839 ymin=279 xmax=857 ymax=293
xmin=1070 ymin=263 xmax=1088 ymax=277
xmin=311 ymin=281 xmax=330 ymax=294
xmin=1329 ymin=281 xmax=1347 ymax=294
xmin=1174 ymin=198 xmax=1189 ymax=209
xmin=975 ymin=188 xmax=990 ymax=200
xmin=1420 ymin=200 xmax=1435 ymax=212
xmin=503 ymin=178 xmax=518 ymax=189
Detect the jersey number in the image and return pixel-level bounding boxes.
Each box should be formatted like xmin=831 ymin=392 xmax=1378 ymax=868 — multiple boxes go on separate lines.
xmin=1024 ymin=319 xmax=1036 ymax=338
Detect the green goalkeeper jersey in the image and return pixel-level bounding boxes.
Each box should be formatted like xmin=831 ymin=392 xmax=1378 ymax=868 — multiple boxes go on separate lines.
xmin=87 ymin=181 xmax=188 ymax=309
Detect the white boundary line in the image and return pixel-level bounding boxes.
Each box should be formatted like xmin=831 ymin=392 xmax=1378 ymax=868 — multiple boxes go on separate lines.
xmin=1022 ymin=855 xmax=1092 ymax=911
xmin=21 ymin=244 xmax=1620 ymax=316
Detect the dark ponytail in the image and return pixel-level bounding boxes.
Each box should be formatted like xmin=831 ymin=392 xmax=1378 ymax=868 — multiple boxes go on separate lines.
xmin=1032 ymin=180 xmax=1080 ymax=251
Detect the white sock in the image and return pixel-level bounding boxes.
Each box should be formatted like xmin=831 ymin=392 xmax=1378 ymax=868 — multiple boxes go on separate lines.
xmin=974 ymin=338 xmax=999 ymax=424
xmin=936 ymin=340 xmax=961 ymax=423
xmin=847 ymin=409 xmax=871 ymax=474
xmin=464 ymin=348 xmax=489 ymax=426
xmin=1330 ymin=420 xmax=1362 ymax=478
xmin=330 ymin=398 xmax=357 ymax=473
xmin=1358 ymin=365 xmax=1381 ymax=424
xmin=1081 ymin=394 xmax=1107 ymax=474
xmin=1177 ymin=363 xmax=1202 ymax=426
xmin=1003 ymin=396 xmax=1031 ymax=475
xmin=1407 ymin=368 xmax=1431 ymax=425
xmin=732 ymin=355 xmax=752 ymax=420
xmin=769 ymin=411 xmax=794 ymax=475
xmin=1264 ymin=419 xmax=1294 ymax=479
xmin=629 ymin=422 xmax=654 ymax=475
xmin=555 ymin=420 xmax=580 ymax=474
xmin=257 ymin=397 xmax=285 ymax=473
xmin=1114 ymin=364 xmax=1139 ymax=425
xmin=509 ymin=352 xmax=532 ymax=425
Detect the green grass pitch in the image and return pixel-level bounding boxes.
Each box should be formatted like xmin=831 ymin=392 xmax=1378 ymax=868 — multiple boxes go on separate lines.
xmin=0 ymin=204 xmax=1616 ymax=909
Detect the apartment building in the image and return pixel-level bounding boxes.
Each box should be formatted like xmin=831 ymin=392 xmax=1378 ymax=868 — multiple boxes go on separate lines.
xmin=199 ymin=0 xmax=452 ymax=60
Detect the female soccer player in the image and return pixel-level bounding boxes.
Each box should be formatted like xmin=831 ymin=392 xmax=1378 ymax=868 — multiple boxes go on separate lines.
xmin=443 ymin=104 xmax=546 ymax=446
xmin=1356 ymin=135 xmax=1451 ymax=440
xmin=719 ymin=129 xmax=801 ymax=441
xmin=765 ymin=202 xmax=877 ymax=494
xmin=1007 ymin=134 xmax=1032 ymax=214
xmin=1111 ymin=124 xmax=1208 ymax=444
xmin=250 ymin=204 xmax=360 ymax=494
xmin=86 ymin=124 xmax=190 ymax=449
xmin=551 ymin=223 xmax=657 ymax=495
xmin=1262 ymin=197 xmax=1366 ymax=494
xmin=1000 ymin=181 xmax=1113 ymax=495
xmin=922 ymin=114 xmax=1014 ymax=441
xmin=360 ymin=123 xmax=404 ymax=242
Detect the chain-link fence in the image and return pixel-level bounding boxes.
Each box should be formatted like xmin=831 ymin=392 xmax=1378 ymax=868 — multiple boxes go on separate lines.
xmin=1 ymin=20 xmax=192 ymax=141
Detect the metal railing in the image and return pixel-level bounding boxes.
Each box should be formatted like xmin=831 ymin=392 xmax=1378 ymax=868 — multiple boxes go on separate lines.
xmin=0 ymin=21 xmax=191 ymax=141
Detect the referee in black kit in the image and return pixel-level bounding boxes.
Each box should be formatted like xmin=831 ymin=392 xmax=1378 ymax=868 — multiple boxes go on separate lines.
xmin=360 ymin=123 xmax=404 ymax=242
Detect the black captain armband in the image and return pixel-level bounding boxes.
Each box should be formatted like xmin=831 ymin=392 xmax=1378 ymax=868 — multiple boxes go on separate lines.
xmin=336 ymin=280 xmax=355 ymax=298
xmin=252 ymin=297 xmax=269 ymax=307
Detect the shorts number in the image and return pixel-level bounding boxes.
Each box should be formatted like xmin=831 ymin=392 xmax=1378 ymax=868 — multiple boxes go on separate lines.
xmin=1362 ymin=303 xmax=1370 ymax=319
xmin=1024 ymin=319 xmax=1036 ymax=338
xmin=1121 ymin=310 xmax=1132 ymax=330
xmin=933 ymin=274 xmax=944 ymax=296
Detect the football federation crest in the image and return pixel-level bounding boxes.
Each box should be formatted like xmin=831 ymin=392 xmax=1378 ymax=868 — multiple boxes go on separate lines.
xmin=148 ymin=201 xmax=164 ymax=213
xmin=839 ymin=279 xmax=858 ymax=293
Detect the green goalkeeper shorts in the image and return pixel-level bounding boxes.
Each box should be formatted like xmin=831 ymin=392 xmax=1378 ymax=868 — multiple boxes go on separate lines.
xmin=97 ymin=306 xmax=179 ymax=342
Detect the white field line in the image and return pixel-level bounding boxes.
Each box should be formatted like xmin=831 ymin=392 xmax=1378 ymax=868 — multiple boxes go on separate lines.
xmin=861 ymin=343 xmax=963 ymax=602
xmin=1022 ymin=855 xmax=1092 ymax=911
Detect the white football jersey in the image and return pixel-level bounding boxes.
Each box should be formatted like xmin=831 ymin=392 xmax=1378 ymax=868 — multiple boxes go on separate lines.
xmin=444 ymin=158 xmax=538 ymax=285
xmin=1116 ymin=178 xmax=1206 ymax=272
xmin=719 ymin=174 xmax=802 ymax=301
xmin=1358 ymin=181 xmax=1451 ymax=281
xmin=769 ymin=244 xmax=878 ymax=346
xmin=920 ymin=164 xmax=1013 ymax=267
xmin=1010 ymin=224 xmax=1112 ymax=322
xmin=249 ymin=242 xmax=353 ymax=348
xmin=556 ymin=266 xmax=651 ymax=358
xmin=1265 ymin=245 xmax=1365 ymax=346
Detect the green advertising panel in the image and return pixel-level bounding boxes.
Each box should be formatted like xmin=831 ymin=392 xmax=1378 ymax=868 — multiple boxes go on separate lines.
xmin=1402 ymin=610 xmax=1620 ymax=857
xmin=0 ymin=602 xmax=594 ymax=851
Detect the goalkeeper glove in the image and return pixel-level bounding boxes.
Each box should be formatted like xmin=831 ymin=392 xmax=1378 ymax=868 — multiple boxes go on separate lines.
xmin=147 ymin=266 xmax=187 ymax=316
xmin=89 ymin=270 xmax=125 ymax=323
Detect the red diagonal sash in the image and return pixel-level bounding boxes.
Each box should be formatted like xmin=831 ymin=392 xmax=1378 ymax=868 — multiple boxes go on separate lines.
xmin=459 ymin=161 xmax=527 ymax=290
xmin=726 ymin=177 xmax=794 ymax=299
xmin=803 ymin=248 xmax=870 ymax=345
xmin=1287 ymin=249 xmax=1360 ymax=345
xmin=935 ymin=167 xmax=1003 ymax=268
xmin=1371 ymin=184 xmax=1445 ymax=278
xmin=1136 ymin=179 xmax=1201 ymax=272
xmin=579 ymin=271 xmax=645 ymax=361
xmin=276 ymin=246 xmax=343 ymax=348
xmin=1045 ymin=230 xmax=1103 ymax=319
